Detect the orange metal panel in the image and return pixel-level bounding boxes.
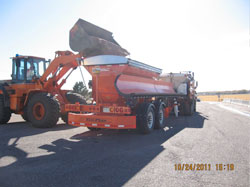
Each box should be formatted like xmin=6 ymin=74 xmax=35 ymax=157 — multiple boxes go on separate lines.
xmin=68 ymin=113 xmax=136 ymax=129
xmin=65 ymin=103 xmax=101 ymax=113
xmin=84 ymin=63 xmax=176 ymax=105
xmin=116 ymin=74 xmax=175 ymax=95
xmin=65 ymin=103 xmax=131 ymax=115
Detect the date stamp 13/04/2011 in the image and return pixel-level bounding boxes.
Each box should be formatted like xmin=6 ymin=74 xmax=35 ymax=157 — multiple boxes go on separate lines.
xmin=175 ymin=164 xmax=234 ymax=171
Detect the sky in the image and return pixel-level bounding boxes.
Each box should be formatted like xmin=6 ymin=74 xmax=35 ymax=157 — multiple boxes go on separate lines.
xmin=0 ymin=0 xmax=249 ymax=92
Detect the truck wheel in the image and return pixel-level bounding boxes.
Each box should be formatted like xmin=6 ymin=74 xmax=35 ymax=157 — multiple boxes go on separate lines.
xmin=136 ymin=103 xmax=155 ymax=134
xmin=184 ymin=99 xmax=194 ymax=116
xmin=0 ymin=95 xmax=11 ymax=124
xmin=194 ymin=100 xmax=197 ymax=112
xmin=154 ymin=101 xmax=165 ymax=129
xmin=61 ymin=92 xmax=87 ymax=124
xmin=27 ymin=93 xmax=59 ymax=128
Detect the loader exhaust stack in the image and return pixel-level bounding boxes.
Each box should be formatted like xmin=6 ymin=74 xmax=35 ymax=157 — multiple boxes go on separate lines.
xmin=70 ymin=19 xmax=129 ymax=57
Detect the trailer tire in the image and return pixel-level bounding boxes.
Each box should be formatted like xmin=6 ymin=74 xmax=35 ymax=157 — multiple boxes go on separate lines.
xmin=154 ymin=101 xmax=165 ymax=129
xmin=0 ymin=95 xmax=11 ymax=124
xmin=136 ymin=103 xmax=155 ymax=134
xmin=61 ymin=92 xmax=87 ymax=124
xmin=27 ymin=93 xmax=59 ymax=128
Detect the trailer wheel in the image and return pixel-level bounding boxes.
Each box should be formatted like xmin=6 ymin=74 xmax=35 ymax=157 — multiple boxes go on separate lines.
xmin=61 ymin=92 xmax=87 ymax=124
xmin=0 ymin=95 xmax=11 ymax=124
xmin=154 ymin=101 xmax=165 ymax=129
xmin=27 ymin=93 xmax=59 ymax=128
xmin=136 ymin=103 xmax=155 ymax=134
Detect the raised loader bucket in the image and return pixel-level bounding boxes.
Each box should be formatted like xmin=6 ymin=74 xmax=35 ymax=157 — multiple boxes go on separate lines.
xmin=70 ymin=19 xmax=129 ymax=57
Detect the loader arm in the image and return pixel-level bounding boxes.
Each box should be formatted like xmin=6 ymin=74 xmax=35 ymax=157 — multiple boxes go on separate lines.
xmin=40 ymin=51 xmax=81 ymax=91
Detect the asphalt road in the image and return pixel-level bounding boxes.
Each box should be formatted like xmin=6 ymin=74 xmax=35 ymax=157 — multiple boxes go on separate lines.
xmin=0 ymin=102 xmax=249 ymax=187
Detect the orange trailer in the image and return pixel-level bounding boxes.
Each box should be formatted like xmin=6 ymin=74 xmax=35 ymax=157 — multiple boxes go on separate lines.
xmin=65 ymin=55 xmax=197 ymax=134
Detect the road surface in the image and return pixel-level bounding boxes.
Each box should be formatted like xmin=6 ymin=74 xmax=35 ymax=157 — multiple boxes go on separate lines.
xmin=0 ymin=102 xmax=249 ymax=187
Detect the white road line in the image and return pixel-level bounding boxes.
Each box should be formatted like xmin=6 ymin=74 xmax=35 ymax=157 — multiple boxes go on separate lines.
xmin=217 ymin=104 xmax=250 ymax=118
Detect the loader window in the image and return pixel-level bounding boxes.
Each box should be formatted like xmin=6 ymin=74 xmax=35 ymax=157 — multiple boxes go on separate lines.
xmin=16 ymin=59 xmax=25 ymax=80
xmin=27 ymin=59 xmax=45 ymax=80
xmin=27 ymin=61 xmax=36 ymax=80
xmin=12 ymin=59 xmax=25 ymax=81
xmin=32 ymin=58 xmax=46 ymax=77
xmin=12 ymin=57 xmax=46 ymax=83
xmin=39 ymin=62 xmax=44 ymax=76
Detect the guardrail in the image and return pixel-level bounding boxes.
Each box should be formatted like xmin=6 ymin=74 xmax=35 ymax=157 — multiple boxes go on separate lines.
xmin=223 ymin=98 xmax=250 ymax=106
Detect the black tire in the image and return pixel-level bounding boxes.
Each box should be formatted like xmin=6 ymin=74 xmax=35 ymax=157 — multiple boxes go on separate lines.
xmin=0 ymin=95 xmax=11 ymax=124
xmin=183 ymin=99 xmax=195 ymax=116
xmin=61 ymin=114 xmax=68 ymax=124
xmin=194 ymin=100 xmax=197 ymax=112
xmin=61 ymin=92 xmax=87 ymax=124
xmin=136 ymin=103 xmax=155 ymax=134
xmin=21 ymin=107 xmax=29 ymax=122
xmin=154 ymin=101 xmax=165 ymax=129
xmin=65 ymin=92 xmax=87 ymax=104
xmin=27 ymin=93 xmax=60 ymax=128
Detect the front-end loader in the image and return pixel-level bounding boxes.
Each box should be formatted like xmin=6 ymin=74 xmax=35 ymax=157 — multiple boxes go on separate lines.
xmin=0 ymin=19 xmax=128 ymax=128
xmin=0 ymin=51 xmax=87 ymax=127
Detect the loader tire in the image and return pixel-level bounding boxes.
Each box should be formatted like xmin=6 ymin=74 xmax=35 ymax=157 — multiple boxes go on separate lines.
xmin=21 ymin=108 xmax=29 ymax=122
xmin=136 ymin=103 xmax=155 ymax=134
xmin=61 ymin=114 xmax=68 ymax=124
xmin=61 ymin=92 xmax=87 ymax=124
xmin=65 ymin=92 xmax=87 ymax=105
xmin=27 ymin=93 xmax=59 ymax=128
xmin=0 ymin=95 xmax=11 ymax=124
xmin=154 ymin=101 xmax=165 ymax=129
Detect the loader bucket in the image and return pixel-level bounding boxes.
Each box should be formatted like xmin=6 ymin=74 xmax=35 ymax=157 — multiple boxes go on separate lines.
xmin=70 ymin=19 xmax=130 ymax=57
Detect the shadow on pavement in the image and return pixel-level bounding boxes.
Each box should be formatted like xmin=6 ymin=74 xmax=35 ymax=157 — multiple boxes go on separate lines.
xmin=0 ymin=112 xmax=208 ymax=187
